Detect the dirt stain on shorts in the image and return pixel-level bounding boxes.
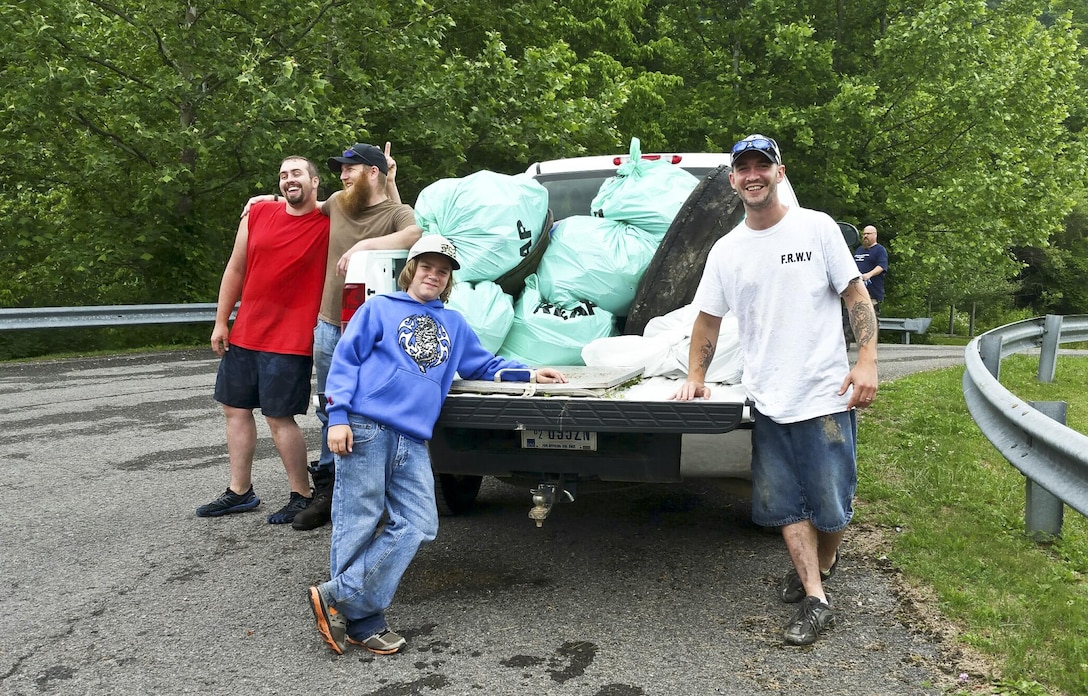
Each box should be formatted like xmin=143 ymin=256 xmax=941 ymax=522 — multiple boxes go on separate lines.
xmin=821 ymin=414 xmax=846 ymax=443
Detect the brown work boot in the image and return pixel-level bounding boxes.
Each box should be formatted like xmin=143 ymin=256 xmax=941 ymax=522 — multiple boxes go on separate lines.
xmin=292 ymin=464 xmax=333 ymax=530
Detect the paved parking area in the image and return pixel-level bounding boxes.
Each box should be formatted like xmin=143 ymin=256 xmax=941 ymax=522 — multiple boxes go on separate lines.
xmin=0 ymin=347 xmax=969 ymax=695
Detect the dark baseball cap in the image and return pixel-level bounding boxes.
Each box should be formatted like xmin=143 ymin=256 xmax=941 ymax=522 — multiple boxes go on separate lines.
xmin=327 ymin=142 xmax=388 ymax=174
xmin=730 ymin=134 xmax=782 ymax=165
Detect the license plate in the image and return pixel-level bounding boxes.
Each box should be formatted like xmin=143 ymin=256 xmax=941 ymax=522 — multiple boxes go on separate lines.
xmin=520 ymin=430 xmax=598 ymax=451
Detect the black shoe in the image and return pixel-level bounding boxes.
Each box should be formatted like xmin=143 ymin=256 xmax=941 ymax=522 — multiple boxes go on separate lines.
xmin=779 ymin=552 xmax=839 ymax=603
xmin=195 ymin=486 xmax=260 ymax=517
xmin=267 ymin=491 xmax=311 ymax=524
xmin=292 ymin=465 xmax=333 ymax=530
xmin=783 ymin=595 xmax=835 ymax=646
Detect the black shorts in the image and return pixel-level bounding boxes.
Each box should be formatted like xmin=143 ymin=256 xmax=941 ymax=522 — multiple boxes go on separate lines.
xmin=213 ymin=344 xmax=313 ymax=417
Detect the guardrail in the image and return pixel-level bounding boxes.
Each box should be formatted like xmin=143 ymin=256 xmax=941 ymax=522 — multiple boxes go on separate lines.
xmin=0 ymin=303 xmax=229 ymax=331
xmin=878 ymin=316 xmax=932 ymax=344
xmin=962 ymin=314 xmax=1088 ymax=538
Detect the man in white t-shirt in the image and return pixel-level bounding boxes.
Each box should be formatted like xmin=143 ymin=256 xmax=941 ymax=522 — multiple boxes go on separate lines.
xmin=672 ymin=134 xmax=878 ymax=646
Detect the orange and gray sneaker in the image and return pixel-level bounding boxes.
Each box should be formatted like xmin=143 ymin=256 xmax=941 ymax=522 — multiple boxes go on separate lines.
xmin=308 ymin=586 xmax=346 ymax=655
xmin=347 ymin=628 xmax=406 ymax=655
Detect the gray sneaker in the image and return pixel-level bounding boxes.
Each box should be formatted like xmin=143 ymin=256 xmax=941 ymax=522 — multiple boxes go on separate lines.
xmin=348 ymin=628 xmax=406 ymax=655
xmin=779 ymin=552 xmax=839 ymax=603
xmin=783 ymin=595 xmax=835 ymax=645
xmin=308 ymin=586 xmax=346 ymax=655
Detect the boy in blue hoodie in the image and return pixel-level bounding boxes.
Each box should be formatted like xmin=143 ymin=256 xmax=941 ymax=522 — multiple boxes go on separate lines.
xmin=308 ymin=234 xmax=566 ymax=655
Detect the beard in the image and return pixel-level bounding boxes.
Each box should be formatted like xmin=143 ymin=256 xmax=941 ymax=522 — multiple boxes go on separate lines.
xmin=738 ymin=179 xmax=778 ymax=211
xmin=283 ymin=185 xmax=306 ymax=207
xmin=337 ymin=175 xmax=375 ymax=218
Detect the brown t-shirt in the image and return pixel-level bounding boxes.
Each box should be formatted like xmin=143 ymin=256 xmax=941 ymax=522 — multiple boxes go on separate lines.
xmin=318 ymin=191 xmax=417 ymax=325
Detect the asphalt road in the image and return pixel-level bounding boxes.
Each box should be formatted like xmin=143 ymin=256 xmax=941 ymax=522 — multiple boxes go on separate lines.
xmin=0 ymin=344 xmax=969 ymax=696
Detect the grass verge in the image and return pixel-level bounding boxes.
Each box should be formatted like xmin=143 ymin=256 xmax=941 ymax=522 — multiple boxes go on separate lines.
xmin=858 ymin=354 xmax=1088 ymax=695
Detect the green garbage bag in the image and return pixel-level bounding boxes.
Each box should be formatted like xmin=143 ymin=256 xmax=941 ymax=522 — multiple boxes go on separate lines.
xmin=536 ymin=215 xmax=659 ymax=316
xmin=445 ymin=280 xmax=515 ymax=354
xmin=590 ymin=137 xmax=699 ymax=240
xmin=498 ymin=274 xmax=616 ymax=366
xmin=414 ymin=171 xmax=549 ymax=283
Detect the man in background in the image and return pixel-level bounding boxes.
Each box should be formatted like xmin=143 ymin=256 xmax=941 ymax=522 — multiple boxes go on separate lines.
xmin=854 ymin=225 xmax=888 ymax=314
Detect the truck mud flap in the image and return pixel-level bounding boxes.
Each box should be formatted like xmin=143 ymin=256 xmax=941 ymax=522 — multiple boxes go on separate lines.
xmin=624 ymin=164 xmax=743 ymax=336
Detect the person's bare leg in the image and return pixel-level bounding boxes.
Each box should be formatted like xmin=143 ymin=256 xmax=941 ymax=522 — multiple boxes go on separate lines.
xmin=781 ymin=521 xmax=843 ymax=602
xmin=266 ymin=415 xmax=311 ymax=495
xmin=224 ymin=405 xmax=257 ymax=493
xmin=817 ymin=528 xmax=845 ymax=576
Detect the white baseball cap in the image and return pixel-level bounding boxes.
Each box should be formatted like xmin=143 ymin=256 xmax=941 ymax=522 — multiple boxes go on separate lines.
xmin=408 ymin=234 xmax=460 ymax=270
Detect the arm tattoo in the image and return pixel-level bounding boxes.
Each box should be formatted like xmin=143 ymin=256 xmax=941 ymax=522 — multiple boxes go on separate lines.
xmin=848 ymin=283 xmax=878 ymax=347
xmin=698 ymin=337 xmax=716 ymax=373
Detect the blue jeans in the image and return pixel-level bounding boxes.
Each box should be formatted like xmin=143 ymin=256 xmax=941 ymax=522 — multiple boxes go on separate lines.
xmin=750 ymin=408 xmax=857 ymax=532
xmin=319 ymin=415 xmax=439 ymax=639
xmin=313 ymin=320 xmax=342 ymax=474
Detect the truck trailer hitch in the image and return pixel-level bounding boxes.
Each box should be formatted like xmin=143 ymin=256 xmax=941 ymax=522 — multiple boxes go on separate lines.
xmin=528 ymin=482 xmax=575 ymax=527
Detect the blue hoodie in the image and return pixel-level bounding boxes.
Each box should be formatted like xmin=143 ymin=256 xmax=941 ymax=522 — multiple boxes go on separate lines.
xmin=324 ymin=291 xmax=529 ymax=441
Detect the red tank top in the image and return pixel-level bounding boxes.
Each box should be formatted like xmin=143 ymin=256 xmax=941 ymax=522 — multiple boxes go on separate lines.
xmin=230 ymin=201 xmax=330 ymax=356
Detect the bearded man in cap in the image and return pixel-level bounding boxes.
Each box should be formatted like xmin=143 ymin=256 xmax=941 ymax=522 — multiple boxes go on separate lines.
xmin=245 ymin=141 xmax=421 ymax=531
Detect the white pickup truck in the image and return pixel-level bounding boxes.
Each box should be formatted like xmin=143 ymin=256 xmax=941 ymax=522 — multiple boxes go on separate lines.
xmin=344 ymin=152 xmax=835 ymax=526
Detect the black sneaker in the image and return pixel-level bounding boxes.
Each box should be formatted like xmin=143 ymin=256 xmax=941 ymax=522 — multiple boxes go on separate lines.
xmin=783 ymin=595 xmax=835 ymax=646
xmin=779 ymin=552 xmax=839 ymax=603
xmin=266 ymin=491 xmax=311 ymax=524
xmin=292 ymin=465 xmax=333 ymax=530
xmin=195 ymin=486 xmax=260 ymax=517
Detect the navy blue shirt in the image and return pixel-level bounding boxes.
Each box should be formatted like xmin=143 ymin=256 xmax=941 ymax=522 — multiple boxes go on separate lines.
xmin=854 ymin=243 xmax=888 ymax=301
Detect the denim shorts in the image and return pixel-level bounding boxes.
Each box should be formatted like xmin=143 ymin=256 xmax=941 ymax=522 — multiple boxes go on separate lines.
xmin=750 ymin=408 xmax=857 ymax=532
xmin=213 ymin=344 xmax=313 ymax=417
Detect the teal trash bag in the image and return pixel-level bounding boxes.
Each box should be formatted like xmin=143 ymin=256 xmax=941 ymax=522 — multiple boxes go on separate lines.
xmin=589 ymin=137 xmax=700 ymax=240
xmin=498 ymin=274 xmax=616 ymax=366
xmin=445 ymin=280 xmax=515 ymax=354
xmin=414 ymin=171 xmax=549 ymax=284
xmin=535 ymin=215 xmax=659 ymax=316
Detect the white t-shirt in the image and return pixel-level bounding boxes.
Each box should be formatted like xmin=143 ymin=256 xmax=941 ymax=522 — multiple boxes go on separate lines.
xmin=692 ymin=206 xmax=859 ymax=423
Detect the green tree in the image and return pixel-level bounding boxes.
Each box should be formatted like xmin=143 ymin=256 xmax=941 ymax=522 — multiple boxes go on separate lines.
xmin=0 ymin=0 xmax=623 ymax=310
xmin=2 ymin=0 xmax=1086 ymax=333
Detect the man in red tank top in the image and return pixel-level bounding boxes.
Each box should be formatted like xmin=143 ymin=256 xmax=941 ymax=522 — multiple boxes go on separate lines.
xmin=197 ymin=157 xmax=331 ymax=525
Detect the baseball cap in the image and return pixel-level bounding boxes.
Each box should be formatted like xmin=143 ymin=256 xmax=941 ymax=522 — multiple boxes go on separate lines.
xmin=327 ymin=143 xmax=389 ymax=174
xmin=408 ymin=234 xmax=461 ymax=270
xmin=730 ymin=134 xmax=782 ymax=165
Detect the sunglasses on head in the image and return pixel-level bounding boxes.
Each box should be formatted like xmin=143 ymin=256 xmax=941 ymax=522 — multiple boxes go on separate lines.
xmin=731 ymin=138 xmax=779 ymax=158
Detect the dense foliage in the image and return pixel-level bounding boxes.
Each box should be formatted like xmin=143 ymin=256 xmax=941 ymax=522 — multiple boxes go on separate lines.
xmin=2 ymin=0 xmax=1087 ymax=331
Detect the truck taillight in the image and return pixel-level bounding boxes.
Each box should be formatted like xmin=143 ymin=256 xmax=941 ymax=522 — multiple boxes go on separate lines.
xmin=341 ymin=283 xmax=367 ymax=327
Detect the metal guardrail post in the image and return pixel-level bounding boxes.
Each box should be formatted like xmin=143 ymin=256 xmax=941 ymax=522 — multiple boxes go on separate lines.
xmin=1026 ymin=401 xmax=1067 ymax=539
xmin=1038 ymin=314 xmax=1062 ymax=383
xmin=978 ymin=334 xmax=1003 ymax=381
